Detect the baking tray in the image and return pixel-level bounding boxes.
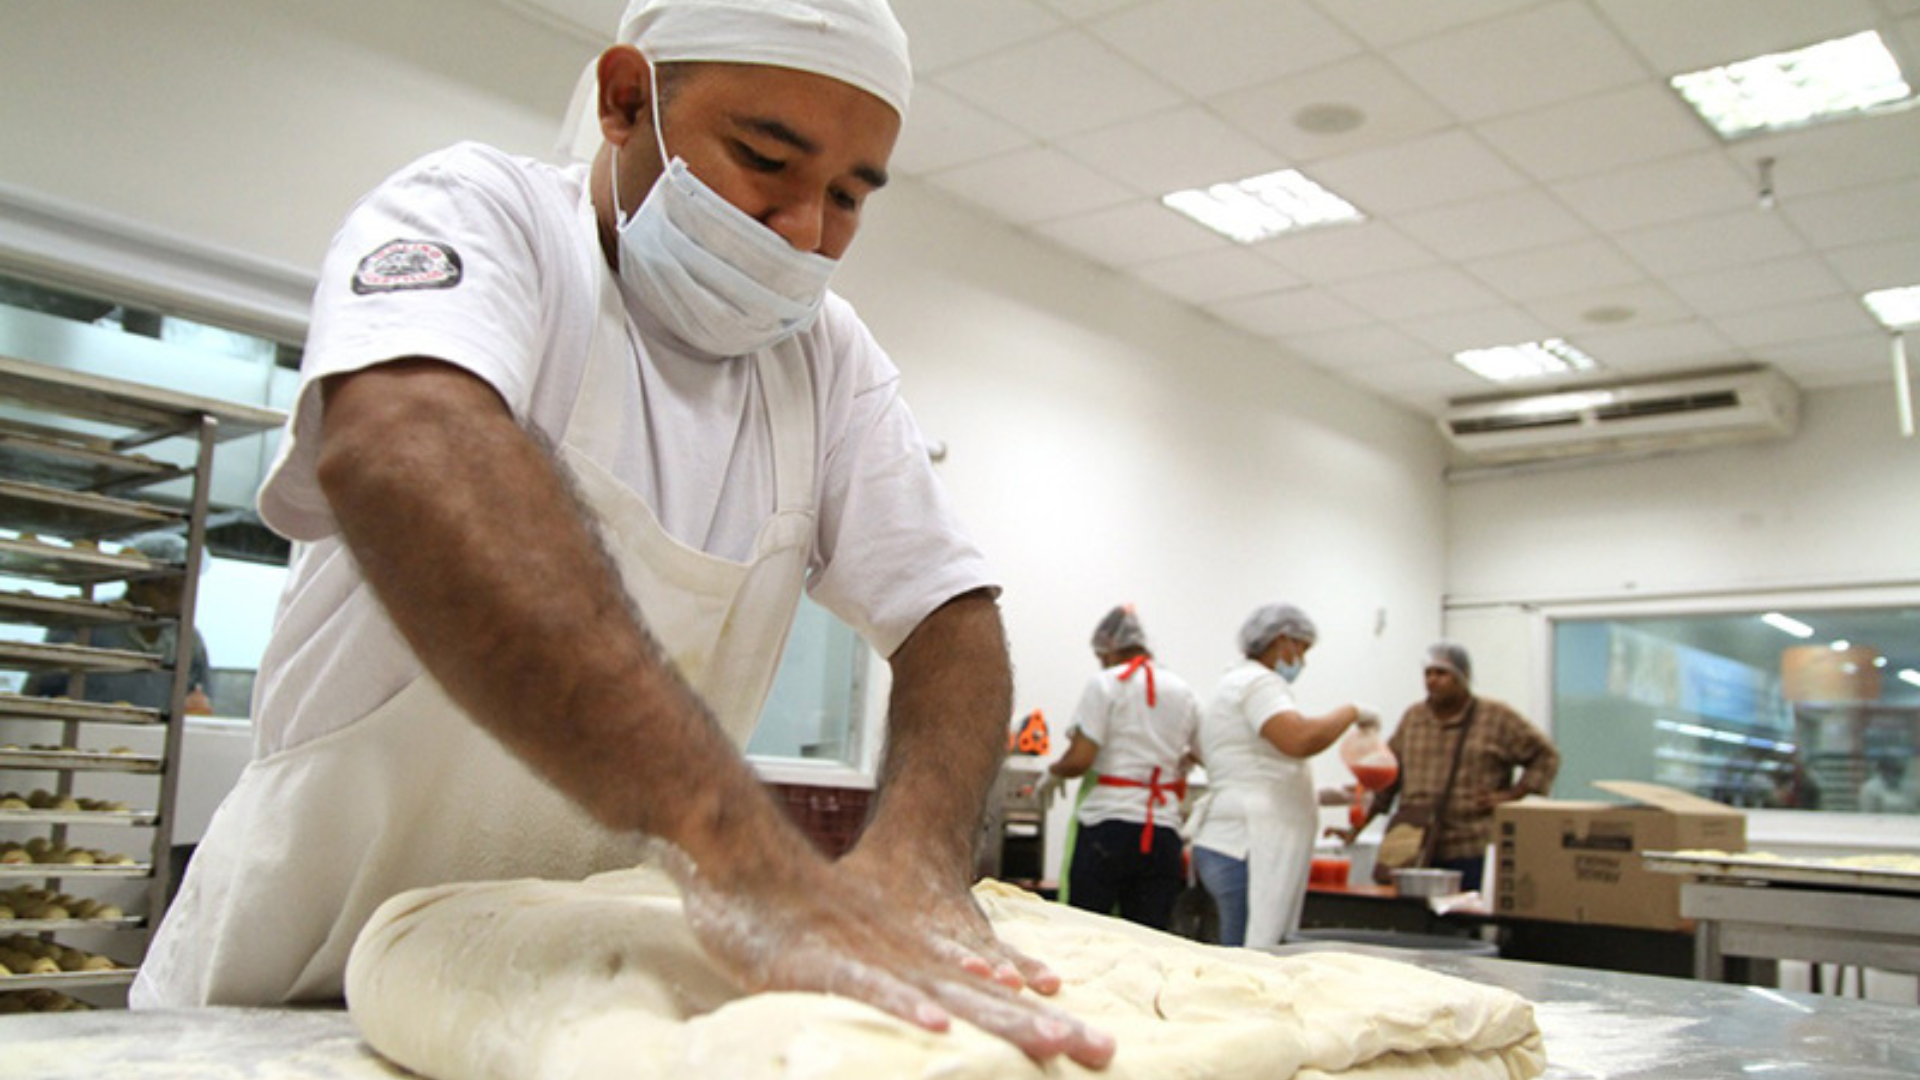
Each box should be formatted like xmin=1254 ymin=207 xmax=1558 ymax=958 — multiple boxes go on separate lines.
xmin=0 ymin=478 xmax=180 ymax=539
xmin=1643 ymin=850 xmax=1920 ymax=895
xmin=0 ymin=915 xmax=144 ymax=933
xmin=0 ymin=863 xmax=151 ymax=881
xmin=0 ymin=535 xmax=158 ymax=586
xmin=0 ymin=591 xmax=158 ymax=631
xmin=0 ymin=747 xmax=163 ymax=774
xmin=0 ymin=807 xmax=158 ymax=827
xmin=0 ymin=639 xmax=163 ymax=675
xmin=0 ymin=967 xmax=136 ymax=992
xmin=0 ymin=692 xmax=162 ymax=726
xmin=0 ymin=427 xmax=181 ymax=492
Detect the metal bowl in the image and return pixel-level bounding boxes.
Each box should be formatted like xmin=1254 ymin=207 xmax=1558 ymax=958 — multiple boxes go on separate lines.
xmin=1392 ymin=868 xmax=1464 ymax=897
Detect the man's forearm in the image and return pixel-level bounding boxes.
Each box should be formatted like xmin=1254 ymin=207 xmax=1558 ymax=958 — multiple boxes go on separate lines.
xmin=317 ymin=359 xmax=801 ymax=877
xmin=858 ymin=590 xmax=1012 ymax=882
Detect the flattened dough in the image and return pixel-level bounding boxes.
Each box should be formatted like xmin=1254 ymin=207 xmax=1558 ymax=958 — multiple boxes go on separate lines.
xmin=347 ymin=869 xmax=1545 ymax=1080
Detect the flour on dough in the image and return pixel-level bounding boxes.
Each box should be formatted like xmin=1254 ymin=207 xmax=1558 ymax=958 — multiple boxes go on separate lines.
xmin=347 ymin=869 xmax=1545 ymax=1080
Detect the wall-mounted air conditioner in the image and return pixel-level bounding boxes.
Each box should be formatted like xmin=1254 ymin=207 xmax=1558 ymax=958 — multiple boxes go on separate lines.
xmin=1438 ymin=364 xmax=1801 ymax=466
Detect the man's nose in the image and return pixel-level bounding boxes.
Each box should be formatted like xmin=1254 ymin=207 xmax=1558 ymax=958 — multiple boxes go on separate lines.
xmin=763 ymin=196 xmax=825 ymax=254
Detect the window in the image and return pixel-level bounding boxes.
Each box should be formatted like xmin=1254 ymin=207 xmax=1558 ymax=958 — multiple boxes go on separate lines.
xmin=1553 ymin=607 xmax=1919 ymax=814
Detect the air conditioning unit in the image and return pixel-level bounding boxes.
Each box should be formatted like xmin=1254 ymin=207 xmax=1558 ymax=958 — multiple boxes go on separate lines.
xmin=1438 ymin=365 xmax=1801 ymax=466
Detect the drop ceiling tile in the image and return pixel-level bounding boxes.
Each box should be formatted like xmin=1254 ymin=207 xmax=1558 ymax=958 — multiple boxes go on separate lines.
xmin=1711 ymin=296 xmax=1882 ymax=349
xmin=1031 ymin=199 xmax=1226 ymax=267
xmin=1088 ymin=0 xmax=1360 ymax=98
xmin=1465 ymin=239 xmax=1649 ymax=303
xmin=929 ymin=29 xmax=1183 ymax=140
xmin=1271 ymin=324 xmax=1435 ymax=371
xmin=1315 ymin=0 xmax=1543 ymax=49
xmin=1566 ymin=319 xmax=1743 ymax=371
xmin=1738 ymin=109 xmax=1920 ymax=199
xmin=1206 ymin=287 xmax=1373 ymax=337
xmin=1475 ymin=84 xmax=1715 ymax=182
xmin=1823 ymin=239 xmax=1920 ymax=293
xmin=1034 ymin=0 xmax=1150 ymax=21
xmin=889 ymin=83 xmax=1034 ymax=176
xmin=1780 ymin=177 xmax=1920 ymax=247
xmin=1612 ymin=209 xmax=1809 ymax=278
xmin=1206 ymin=55 xmax=1454 ymax=164
xmin=1758 ymin=332 xmax=1903 ymax=389
xmin=888 ymin=0 xmax=1063 ymax=74
xmin=1252 ymin=221 xmax=1439 ymax=283
xmin=1521 ymin=283 xmax=1697 ymax=338
xmin=1328 ymin=265 xmax=1506 ymax=322
xmin=1129 ymin=246 xmax=1304 ymax=304
xmin=923 ymin=145 xmax=1135 ymax=225
xmin=1397 ymin=305 xmax=1555 ymax=354
xmin=1346 ymin=357 xmax=1492 ymax=410
xmin=1550 ymin=150 xmax=1754 ymax=231
xmin=1309 ymin=129 xmax=1532 ymax=215
xmin=1056 ymin=107 xmax=1286 ymax=197
xmin=1665 ymin=256 xmax=1850 ymax=317
xmin=1590 ymin=0 xmax=1887 ymax=75
xmin=1395 ymin=189 xmax=1594 ymax=261
xmin=1385 ymin=1 xmax=1648 ymax=122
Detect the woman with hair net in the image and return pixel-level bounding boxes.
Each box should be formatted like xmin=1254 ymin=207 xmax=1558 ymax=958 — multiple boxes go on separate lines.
xmin=1187 ymin=602 xmax=1374 ymax=947
xmin=1043 ymin=606 xmax=1201 ymax=930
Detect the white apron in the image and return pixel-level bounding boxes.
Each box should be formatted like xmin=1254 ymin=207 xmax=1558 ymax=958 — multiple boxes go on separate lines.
xmin=1192 ymin=759 xmax=1315 ymax=949
xmin=134 ymin=242 xmax=817 ymax=1008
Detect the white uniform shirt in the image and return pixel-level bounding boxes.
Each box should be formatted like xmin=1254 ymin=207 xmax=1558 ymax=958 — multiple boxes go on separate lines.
xmin=252 ymin=142 xmax=993 ymax=754
xmin=1069 ymin=662 xmax=1201 ymax=828
xmin=1190 ymin=658 xmax=1309 ymax=859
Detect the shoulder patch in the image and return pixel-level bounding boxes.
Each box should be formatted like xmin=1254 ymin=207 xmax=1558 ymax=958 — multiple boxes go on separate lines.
xmin=351 ymin=239 xmax=464 ymax=294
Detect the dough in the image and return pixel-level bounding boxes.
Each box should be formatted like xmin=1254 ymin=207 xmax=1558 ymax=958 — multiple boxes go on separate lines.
xmin=347 ymin=870 xmax=1545 ymax=1080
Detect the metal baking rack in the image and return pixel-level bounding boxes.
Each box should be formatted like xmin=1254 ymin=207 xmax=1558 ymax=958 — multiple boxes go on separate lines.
xmin=0 ymin=355 xmax=282 ymax=1008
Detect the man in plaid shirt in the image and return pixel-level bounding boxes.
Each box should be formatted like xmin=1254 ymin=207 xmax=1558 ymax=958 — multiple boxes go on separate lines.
xmin=1346 ymin=642 xmax=1559 ymax=891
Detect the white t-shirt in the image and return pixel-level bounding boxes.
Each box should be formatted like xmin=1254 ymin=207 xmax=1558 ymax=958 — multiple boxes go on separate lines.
xmin=251 ymin=142 xmax=993 ymax=754
xmin=1068 ymin=661 xmax=1201 ymax=828
xmin=1190 ymin=659 xmax=1310 ymax=859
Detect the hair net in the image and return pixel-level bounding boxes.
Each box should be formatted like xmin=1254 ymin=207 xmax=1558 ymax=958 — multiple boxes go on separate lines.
xmin=1426 ymin=641 xmax=1473 ymax=684
xmin=1091 ymin=605 xmax=1147 ymax=654
xmin=560 ymin=0 xmax=912 ymax=161
xmin=1238 ymin=602 xmax=1316 ymax=658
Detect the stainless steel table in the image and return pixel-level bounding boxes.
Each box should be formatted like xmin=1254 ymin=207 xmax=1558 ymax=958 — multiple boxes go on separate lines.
xmin=4 ymin=952 xmax=1917 ymax=1079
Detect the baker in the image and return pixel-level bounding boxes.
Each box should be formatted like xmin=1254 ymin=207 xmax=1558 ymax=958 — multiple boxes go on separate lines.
xmin=132 ymin=0 xmax=1113 ymax=1066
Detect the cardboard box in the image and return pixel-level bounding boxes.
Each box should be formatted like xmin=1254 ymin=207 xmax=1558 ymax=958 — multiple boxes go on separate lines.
xmin=1494 ymin=781 xmax=1745 ymax=931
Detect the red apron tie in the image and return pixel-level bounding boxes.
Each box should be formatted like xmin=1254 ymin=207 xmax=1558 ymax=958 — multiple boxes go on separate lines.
xmin=1116 ymin=655 xmax=1156 ymax=706
xmin=1097 ymin=766 xmax=1187 ymax=853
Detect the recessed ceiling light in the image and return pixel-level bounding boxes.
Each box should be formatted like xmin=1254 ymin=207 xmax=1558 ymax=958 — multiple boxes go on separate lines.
xmin=1161 ymin=169 xmax=1364 ymax=244
xmin=1864 ymin=284 xmax=1920 ymax=329
xmin=1450 ymin=339 xmax=1599 ymax=383
xmin=1670 ymin=30 xmax=1915 ymax=140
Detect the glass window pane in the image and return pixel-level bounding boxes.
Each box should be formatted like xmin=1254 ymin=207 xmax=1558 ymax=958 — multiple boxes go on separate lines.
xmin=1553 ymin=608 xmax=1920 ymax=815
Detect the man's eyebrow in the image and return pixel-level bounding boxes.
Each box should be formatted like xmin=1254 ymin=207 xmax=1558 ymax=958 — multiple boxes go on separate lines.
xmin=736 ymin=116 xmax=889 ymax=190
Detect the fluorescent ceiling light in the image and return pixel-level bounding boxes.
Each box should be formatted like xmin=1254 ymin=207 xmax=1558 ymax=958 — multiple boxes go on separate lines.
xmin=1760 ymin=611 xmax=1815 ymax=638
xmin=1864 ymin=284 xmax=1920 ymax=329
xmin=1830 ymin=639 xmax=1852 ymax=651
xmin=1900 ymin=668 xmax=1920 ymax=688
xmin=1162 ymin=169 xmax=1363 ymax=243
xmin=1451 ymin=339 xmax=1599 ymax=383
xmin=1670 ymin=31 xmax=1915 ymax=139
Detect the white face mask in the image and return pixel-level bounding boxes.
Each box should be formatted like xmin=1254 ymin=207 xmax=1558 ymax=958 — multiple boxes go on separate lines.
xmin=610 ymin=66 xmax=837 ymax=357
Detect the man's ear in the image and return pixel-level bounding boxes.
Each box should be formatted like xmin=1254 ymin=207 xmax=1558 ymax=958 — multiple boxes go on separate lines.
xmin=596 ymin=45 xmax=651 ymax=148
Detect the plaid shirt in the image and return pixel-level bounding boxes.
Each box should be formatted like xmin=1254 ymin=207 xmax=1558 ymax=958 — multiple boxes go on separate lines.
xmin=1380 ymin=697 xmax=1559 ymax=864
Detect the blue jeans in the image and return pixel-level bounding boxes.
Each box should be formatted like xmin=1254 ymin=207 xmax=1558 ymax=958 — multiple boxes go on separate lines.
xmin=1192 ymin=846 xmax=1250 ymax=947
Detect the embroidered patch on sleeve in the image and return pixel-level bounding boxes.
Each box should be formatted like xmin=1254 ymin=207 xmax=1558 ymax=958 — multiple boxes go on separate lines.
xmin=351 ymin=239 xmax=464 ymax=294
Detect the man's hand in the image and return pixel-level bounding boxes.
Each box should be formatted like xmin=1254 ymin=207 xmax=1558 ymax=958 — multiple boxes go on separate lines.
xmin=668 ymin=840 xmax=1114 ymax=1068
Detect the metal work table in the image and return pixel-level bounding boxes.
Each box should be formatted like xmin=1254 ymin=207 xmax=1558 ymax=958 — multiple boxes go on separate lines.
xmin=4 ymin=949 xmax=1916 ymax=1079
xmin=1643 ymin=851 xmax=1920 ymax=983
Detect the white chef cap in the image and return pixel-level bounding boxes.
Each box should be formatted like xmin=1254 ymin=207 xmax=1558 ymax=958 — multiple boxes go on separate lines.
xmin=558 ymin=0 xmax=912 ymax=162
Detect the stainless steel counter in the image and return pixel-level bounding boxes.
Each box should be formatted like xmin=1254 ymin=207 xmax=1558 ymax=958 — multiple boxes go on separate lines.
xmin=3 ymin=950 xmax=1916 ymax=1079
